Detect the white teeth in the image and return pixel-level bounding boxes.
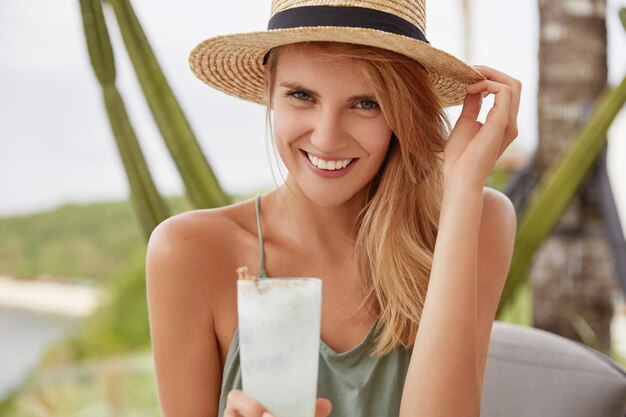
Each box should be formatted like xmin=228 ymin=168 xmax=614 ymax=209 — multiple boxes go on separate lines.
xmin=306 ymin=152 xmax=353 ymax=171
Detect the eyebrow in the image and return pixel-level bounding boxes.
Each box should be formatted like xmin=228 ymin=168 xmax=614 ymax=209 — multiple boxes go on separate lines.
xmin=278 ymin=81 xmax=377 ymax=102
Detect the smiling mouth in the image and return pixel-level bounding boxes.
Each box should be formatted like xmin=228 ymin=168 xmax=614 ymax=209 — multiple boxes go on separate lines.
xmin=301 ymin=150 xmax=358 ymax=171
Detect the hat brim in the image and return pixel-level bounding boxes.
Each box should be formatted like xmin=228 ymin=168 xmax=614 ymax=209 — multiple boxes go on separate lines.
xmin=188 ymin=26 xmax=486 ymax=108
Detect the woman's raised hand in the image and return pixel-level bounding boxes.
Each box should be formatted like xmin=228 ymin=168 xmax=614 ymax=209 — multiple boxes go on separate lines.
xmin=224 ymin=390 xmax=332 ymax=417
xmin=443 ymin=66 xmax=522 ymax=188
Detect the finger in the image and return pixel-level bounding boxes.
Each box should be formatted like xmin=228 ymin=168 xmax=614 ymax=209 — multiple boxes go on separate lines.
xmin=464 ymin=80 xmax=512 ymax=164
xmin=223 ymin=406 xmax=241 ymax=417
xmin=223 ymin=410 xmax=234 ymax=417
xmin=458 ymin=92 xmax=483 ymax=122
xmin=226 ymin=390 xmax=269 ymax=417
xmin=466 ymin=80 xmax=511 ymax=136
xmin=469 ymin=75 xmax=522 ymax=157
xmin=315 ymin=398 xmax=333 ymax=417
xmin=448 ymin=92 xmax=483 ymax=151
xmin=469 ymin=67 xmax=521 ymax=142
xmin=471 ymin=66 xmax=522 ymax=116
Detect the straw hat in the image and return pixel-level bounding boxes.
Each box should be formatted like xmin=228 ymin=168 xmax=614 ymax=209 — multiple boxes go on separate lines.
xmin=188 ymin=0 xmax=486 ymax=108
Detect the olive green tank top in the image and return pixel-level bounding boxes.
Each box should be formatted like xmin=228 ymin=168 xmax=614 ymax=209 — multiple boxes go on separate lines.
xmin=217 ymin=195 xmax=413 ymax=416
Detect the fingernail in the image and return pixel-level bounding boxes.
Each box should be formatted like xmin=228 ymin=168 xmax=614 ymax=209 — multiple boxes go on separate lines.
xmin=262 ymin=413 xmax=275 ymax=417
xmin=473 ymin=65 xmax=486 ymax=67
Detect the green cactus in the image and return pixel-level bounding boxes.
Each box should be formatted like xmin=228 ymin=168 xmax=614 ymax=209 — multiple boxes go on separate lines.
xmin=79 ymin=0 xmax=169 ymax=240
xmin=107 ymin=0 xmax=230 ymax=208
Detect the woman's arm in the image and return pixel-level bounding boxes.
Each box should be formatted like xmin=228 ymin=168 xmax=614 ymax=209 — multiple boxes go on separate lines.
xmin=399 ymin=67 xmax=521 ymax=417
xmin=146 ymin=213 xmax=223 ymax=417
xmin=399 ymin=185 xmax=515 ymax=417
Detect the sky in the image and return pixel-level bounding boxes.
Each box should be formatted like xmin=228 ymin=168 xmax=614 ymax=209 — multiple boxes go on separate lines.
xmin=1 ymin=0 xmax=625 ymax=217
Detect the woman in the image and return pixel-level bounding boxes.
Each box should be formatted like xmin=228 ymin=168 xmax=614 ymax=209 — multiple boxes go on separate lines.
xmin=146 ymin=1 xmax=521 ymax=417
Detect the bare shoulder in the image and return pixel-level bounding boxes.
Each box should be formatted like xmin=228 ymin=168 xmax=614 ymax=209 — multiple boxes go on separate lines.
xmin=147 ymin=200 xmax=259 ymax=281
xmin=478 ymin=187 xmax=517 ymax=269
xmin=148 ymin=204 xmax=243 ymax=255
xmin=146 ymin=200 xmax=264 ymax=328
xmin=481 ymin=187 xmax=517 ymax=233
xmin=147 ymin=209 xmax=230 ymax=299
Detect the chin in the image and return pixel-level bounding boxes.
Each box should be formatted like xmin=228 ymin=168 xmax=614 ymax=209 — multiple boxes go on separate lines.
xmin=283 ymin=164 xmax=372 ymax=208
xmin=299 ymin=182 xmax=368 ymax=208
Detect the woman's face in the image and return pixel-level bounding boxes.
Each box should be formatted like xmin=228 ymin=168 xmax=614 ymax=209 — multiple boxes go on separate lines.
xmin=270 ymin=45 xmax=393 ymax=207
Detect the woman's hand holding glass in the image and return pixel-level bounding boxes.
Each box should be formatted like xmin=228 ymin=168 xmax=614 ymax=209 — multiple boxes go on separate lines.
xmin=224 ymin=390 xmax=332 ymax=417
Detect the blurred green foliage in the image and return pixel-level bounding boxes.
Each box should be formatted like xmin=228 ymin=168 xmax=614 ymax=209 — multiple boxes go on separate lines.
xmin=0 ymin=195 xmax=191 ymax=282
xmin=0 ymin=352 xmax=159 ymax=417
xmin=44 ymin=246 xmax=151 ymax=364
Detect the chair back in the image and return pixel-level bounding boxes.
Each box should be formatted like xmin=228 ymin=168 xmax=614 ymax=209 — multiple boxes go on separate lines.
xmin=481 ymin=321 xmax=626 ymax=417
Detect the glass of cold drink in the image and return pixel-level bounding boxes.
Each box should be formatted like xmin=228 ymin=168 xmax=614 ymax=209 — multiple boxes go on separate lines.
xmin=237 ymin=271 xmax=322 ymax=417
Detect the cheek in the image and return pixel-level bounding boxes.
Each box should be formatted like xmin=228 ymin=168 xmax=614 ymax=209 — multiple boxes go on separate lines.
xmin=357 ymin=118 xmax=393 ymax=158
xmin=273 ymin=104 xmax=310 ymax=146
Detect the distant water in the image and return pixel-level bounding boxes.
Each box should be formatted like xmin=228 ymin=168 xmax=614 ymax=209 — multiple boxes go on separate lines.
xmin=0 ymin=307 xmax=78 ymax=400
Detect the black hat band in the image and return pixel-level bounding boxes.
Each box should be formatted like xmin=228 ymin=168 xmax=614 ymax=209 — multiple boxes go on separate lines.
xmin=263 ymin=5 xmax=430 ymax=65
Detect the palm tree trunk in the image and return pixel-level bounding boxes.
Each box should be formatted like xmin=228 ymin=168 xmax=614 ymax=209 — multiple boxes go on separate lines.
xmin=532 ymin=0 xmax=616 ymax=354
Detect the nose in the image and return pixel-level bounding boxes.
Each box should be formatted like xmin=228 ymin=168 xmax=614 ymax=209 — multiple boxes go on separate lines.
xmin=310 ymin=107 xmax=349 ymax=153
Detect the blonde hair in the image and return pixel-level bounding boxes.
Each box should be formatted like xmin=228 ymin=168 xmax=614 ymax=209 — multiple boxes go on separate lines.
xmin=264 ymin=42 xmax=451 ymax=356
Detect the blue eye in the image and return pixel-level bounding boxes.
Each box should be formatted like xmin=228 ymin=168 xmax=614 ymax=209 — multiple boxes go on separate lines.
xmin=289 ymin=91 xmax=312 ymax=101
xmin=356 ymin=100 xmax=379 ymax=110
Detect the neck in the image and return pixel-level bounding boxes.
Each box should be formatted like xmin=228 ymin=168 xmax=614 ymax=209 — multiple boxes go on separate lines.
xmin=270 ymin=178 xmax=369 ymax=257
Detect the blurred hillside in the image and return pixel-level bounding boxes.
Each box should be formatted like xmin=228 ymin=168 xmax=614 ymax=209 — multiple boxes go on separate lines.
xmin=0 ymin=196 xmax=193 ymax=282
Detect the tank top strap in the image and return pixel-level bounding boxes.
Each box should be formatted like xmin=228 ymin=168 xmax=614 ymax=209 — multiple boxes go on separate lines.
xmin=254 ymin=194 xmax=268 ymax=278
